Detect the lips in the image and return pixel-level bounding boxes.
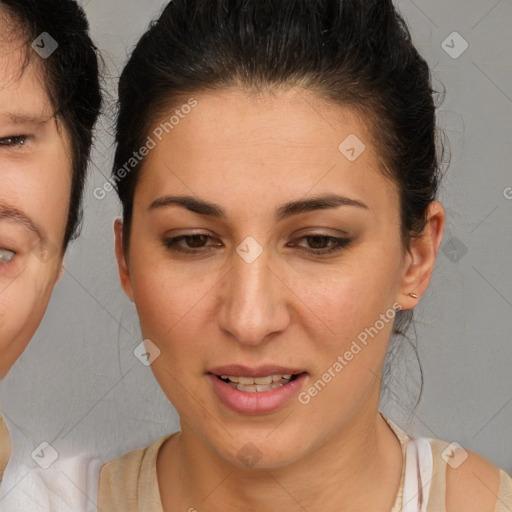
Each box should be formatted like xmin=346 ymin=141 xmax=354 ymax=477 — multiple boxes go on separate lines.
xmin=207 ymin=364 xmax=309 ymax=414
xmin=207 ymin=364 xmax=307 ymax=379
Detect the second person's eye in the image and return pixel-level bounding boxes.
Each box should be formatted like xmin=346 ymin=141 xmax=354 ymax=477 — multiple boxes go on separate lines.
xmin=0 ymin=248 xmax=16 ymax=264
xmin=0 ymin=135 xmax=28 ymax=147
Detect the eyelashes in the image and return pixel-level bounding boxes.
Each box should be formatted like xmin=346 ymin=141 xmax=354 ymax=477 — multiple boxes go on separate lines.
xmin=0 ymin=135 xmax=28 ymax=147
xmin=162 ymin=233 xmax=352 ymax=257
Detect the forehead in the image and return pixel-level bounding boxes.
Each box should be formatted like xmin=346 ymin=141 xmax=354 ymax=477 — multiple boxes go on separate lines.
xmin=157 ymin=87 xmax=372 ymax=147
xmin=140 ymin=88 xmax=392 ymax=200
xmin=0 ymin=12 xmax=52 ymax=122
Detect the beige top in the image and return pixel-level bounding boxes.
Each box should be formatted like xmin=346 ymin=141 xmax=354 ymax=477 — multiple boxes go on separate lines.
xmin=98 ymin=415 xmax=512 ymax=512
xmin=0 ymin=415 xmax=9 ymax=484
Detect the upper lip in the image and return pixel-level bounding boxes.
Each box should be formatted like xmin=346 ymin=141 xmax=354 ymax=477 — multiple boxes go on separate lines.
xmin=208 ymin=365 xmax=307 ymax=378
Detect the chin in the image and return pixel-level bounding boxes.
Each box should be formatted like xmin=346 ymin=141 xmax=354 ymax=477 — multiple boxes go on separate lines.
xmin=208 ymin=430 xmax=309 ymax=471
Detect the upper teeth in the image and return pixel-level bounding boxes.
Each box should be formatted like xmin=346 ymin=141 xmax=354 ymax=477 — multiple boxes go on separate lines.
xmin=221 ymin=374 xmax=293 ymax=384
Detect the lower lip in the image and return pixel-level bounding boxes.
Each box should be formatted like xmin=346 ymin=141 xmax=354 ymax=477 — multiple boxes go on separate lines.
xmin=207 ymin=373 xmax=308 ymax=415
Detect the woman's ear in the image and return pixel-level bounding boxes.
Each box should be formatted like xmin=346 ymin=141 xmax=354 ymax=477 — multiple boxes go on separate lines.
xmin=114 ymin=218 xmax=134 ymax=301
xmin=399 ymin=201 xmax=445 ymax=310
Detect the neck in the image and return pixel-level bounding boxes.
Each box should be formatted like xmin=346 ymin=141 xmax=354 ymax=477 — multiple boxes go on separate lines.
xmin=158 ymin=394 xmax=403 ymax=512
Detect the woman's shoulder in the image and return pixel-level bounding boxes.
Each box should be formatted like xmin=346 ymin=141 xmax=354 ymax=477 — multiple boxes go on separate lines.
xmin=98 ymin=432 xmax=177 ymax=511
xmin=426 ymin=437 xmax=512 ymax=512
xmin=0 ymin=415 xmax=10 ymax=482
xmin=383 ymin=414 xmax=511 ymax=512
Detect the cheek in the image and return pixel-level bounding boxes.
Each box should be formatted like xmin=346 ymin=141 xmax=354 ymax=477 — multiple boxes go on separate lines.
xmin=293 ymin=252 xmax=400 ymax=340
xmin=2 ymin=173 xmax=70 ymax=254
xmin=128 ymin=239 xmax=216 ymax=339
xmin=285 ymin=251 xmax=402 ymax=413
xmin=0 ymin=266 xmax=56 ymax=357
xmin=30 ymin=186 xmax=69 ymax=244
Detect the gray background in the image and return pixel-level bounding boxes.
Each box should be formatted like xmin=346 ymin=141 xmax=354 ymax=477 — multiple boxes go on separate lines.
xmin=1 ymin=0 xmax=511 ymax=477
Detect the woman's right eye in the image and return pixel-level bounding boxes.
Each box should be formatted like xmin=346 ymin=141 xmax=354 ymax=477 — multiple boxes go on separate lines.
xmin=0 ymin=135 xmax=28 ymax=147
xmin=163 ymin=234 xmax=220 ymax=254
xmin=0 ymin=249 xmax=15 ymax=264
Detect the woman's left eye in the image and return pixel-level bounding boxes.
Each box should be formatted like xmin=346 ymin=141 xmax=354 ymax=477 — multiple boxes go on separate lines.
xmin=162 ymin=233 xmax=351 ymax=256
xmin=0 ymin=249 xmax=16 ymax=264
xmin=0 ymin=135 xmax=28 ymax=147
xmin=293 ymin=234 xmax=352 ymax=255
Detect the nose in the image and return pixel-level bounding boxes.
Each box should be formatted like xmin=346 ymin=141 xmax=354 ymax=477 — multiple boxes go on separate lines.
xmin=216 ymin=245 xmax=290 ymax=346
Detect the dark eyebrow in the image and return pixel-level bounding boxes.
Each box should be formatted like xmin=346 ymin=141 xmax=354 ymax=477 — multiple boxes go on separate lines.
xmin=0 ymin=204 xmax=42 ymax=239
xmin=149 ymin=194 xmax=369 ymax=221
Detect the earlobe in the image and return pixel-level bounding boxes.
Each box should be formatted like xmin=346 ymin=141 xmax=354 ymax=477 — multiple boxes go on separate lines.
xmin=399 ymin=201 xmax=445 ymax=309
xmin=114 ymin=218 xmax=134 ymax=301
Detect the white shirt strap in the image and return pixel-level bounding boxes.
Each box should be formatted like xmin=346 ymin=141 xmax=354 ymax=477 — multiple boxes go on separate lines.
xmin=402 ymin=437 xmax=434 ymax=512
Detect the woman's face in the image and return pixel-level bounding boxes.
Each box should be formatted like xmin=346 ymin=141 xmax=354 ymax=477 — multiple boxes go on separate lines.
xmin=0 ymin=21 xmax=71 ymax=378
xmin=116 ymin=87 xmax=441 ymax=467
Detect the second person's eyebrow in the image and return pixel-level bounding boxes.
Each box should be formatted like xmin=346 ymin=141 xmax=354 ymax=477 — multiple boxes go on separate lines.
xmin=149 ymin=194 xmax=369 ymax=222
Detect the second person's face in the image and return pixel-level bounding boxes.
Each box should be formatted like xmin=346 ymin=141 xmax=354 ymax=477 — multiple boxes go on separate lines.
xmin=0 ymin=19 xmax=71 ymax=378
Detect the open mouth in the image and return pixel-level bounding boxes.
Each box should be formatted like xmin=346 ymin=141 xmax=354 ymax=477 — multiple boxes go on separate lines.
xmin=217 ymin=373 xmax=304 ymax=393
xmin=208 ymin=369 xmax=309 ymax=414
